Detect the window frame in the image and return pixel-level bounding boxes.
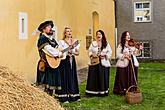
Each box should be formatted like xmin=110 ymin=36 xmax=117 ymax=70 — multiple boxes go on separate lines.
xmin=19 ymin=12 xmax=28 ymax=40
xmin=137 ymin=40 xmax=152 ymax=59
xmin=134 ymin=1 xmax=152 ymax=23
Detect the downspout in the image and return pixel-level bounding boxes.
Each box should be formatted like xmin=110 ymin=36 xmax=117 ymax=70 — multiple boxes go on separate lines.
xmin=114 ymin=0 xmax=118 ymax=59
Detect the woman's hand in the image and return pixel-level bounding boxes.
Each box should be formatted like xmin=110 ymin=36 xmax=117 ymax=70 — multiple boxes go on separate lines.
xmin=58 ymin=52 xmax=64 ymax=58
xmin=139 ymin=45 xmax=144 ymax=50
xmin=124 ymin=54 xmax=131 ymax=60
xmin=92 ymin=52 xmax=98 ymax=58
xmin=68 ymin=49 xmax=72 ymax=54
xmin=100 ymin=55 xmax=106 ymax=59
xmin=74 ymin=49 xmax=79 ymax=55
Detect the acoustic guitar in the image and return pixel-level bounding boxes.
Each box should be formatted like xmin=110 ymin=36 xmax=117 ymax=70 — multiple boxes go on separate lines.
xmin=42 ymin=40 xmax=79 ymax=68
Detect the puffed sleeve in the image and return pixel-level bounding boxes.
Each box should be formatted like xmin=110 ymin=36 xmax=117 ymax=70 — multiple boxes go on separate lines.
xmin=58 ymin=40 xmax=65 ymax=48
xmin=70 ymin=39 xmax=80 ymax=54
xmin=75 ymin=43 xmax=80 ymax=50
xmin=133 ymin=48 xmax=141 ymax=56
xmin=116 ymin=44 xmax=124 ymax=60
xmin=106 ymin=43 xmax=112 ymax=59
xmin=88 ymin=42 xmax=94 ymax=57
xmin=44 ymin=45 xmax=62 ymax=57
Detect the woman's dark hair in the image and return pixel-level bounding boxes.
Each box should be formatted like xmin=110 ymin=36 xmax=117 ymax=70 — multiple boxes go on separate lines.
xmin=120 ymin=31 xmax=128 ymax=53
xmin=96 ymin=30 xmax=107 ymax=50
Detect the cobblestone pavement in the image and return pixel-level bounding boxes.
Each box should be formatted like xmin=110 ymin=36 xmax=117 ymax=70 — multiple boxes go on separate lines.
xmin=77 ymin=64 xmax=116 ymax=84
xmin=77 ymin=68 xmax=88 ymax=84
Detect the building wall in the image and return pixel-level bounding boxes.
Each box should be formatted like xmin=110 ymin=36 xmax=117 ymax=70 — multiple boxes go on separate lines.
xmin=0 ymin=0 xmax=115 ymax=82
xmin=45 ymin=0 xmax=116 ymax=68
xmin=0 ymin=0 xmax=45 ymax=82
xmin=116 ymin=0 xmax=165 ymax=59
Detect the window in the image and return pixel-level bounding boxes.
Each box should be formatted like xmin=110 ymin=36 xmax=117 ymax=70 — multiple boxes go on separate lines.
xmin=134 ymin=1 xmax=151 ymax=22
xmin=19 ymin=12 xmax=28 ymax=39
xmin=137 ymin=41 xmax=152 ymax=58
xmin=92 ymin=11 xmax=99 ymax=40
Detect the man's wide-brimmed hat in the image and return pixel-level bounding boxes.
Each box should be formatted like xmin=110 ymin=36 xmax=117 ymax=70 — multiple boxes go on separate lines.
xmin=38 ymin=20 xmax=54 ymax=32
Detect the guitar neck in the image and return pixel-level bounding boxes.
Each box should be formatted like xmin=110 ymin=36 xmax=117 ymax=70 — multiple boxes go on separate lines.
xmin=61 ymin=47 xmax=70 ymax=53
xmin=61 ymin=40 xmax=79 ymax=53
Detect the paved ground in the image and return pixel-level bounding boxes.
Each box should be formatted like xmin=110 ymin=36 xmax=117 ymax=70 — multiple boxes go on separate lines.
xmin=77 ymin=68 xmax=88 ymax=84
xmin=77 ymin=62 xmax=116 ymax=84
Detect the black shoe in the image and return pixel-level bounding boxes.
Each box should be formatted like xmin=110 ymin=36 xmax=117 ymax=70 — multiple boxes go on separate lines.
xmin=47 ymin=88 xmax=53 ymax=96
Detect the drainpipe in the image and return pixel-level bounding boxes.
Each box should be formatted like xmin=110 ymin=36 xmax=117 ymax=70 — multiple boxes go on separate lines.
xmin=114 ymin=0 xmax=118 ymax=59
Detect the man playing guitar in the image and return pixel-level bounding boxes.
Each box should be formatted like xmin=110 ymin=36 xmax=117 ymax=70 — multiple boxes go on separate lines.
xmin=36 ymin=20 xmax=62 ymax=95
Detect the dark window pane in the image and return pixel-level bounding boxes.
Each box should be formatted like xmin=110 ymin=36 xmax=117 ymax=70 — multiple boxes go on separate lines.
xmin=138 ymin=50 xmax=143 ymax=57
xmin=136 ymin=3 xmax=142 ymax=9
xmin=137 ymin=41 xmax=151 ymax=58
xmin=144 ymin=42 xmax=150 ymax=47
xmin=144 ymin=48 xmax=151 ymax=57
xmin=143 ymin=3 xmax=150 ymax=8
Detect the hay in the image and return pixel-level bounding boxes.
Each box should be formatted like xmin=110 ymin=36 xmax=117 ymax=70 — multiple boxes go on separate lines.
xmin=0 ymin=66 xmax=64 ymax=110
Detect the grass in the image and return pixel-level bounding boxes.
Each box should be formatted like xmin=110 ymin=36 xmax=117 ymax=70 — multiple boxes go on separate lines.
xmin=61 ymin=63 xmax=165 ymax=110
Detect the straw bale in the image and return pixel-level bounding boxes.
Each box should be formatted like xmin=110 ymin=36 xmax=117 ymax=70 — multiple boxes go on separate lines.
xmin=0 ymin=66 xmax=64 ymax=110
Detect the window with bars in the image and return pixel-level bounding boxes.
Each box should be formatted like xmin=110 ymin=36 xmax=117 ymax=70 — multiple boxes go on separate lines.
xmin=137 ymin=41 xmax=152 ymax=58
xmin=134 ymin=1 xmax=151 ymax=22
xmin=19 ymin=12 xmax=28 ymax=39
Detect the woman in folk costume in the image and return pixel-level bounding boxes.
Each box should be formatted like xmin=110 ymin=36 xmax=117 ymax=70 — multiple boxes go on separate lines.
xmin=36 ymin=20 xmax=62 ymax=96
xmin=113 ymin=31 xmax=142 ymax=95
xmin=55 ymin=27 xmax=80 ymax=103
xmin=85 ymin=30 xmax=112 ymax=96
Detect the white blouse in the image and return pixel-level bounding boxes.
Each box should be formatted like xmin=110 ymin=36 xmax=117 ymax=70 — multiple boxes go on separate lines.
xmin=58 ymin=39 xmax=80 ymax=56
xmin=43 ymin=34 xmax=62 ymax=57
xmin=116 ymin=44 xmax=139 ymax=67
xmin=88 ymin=41 xmax=112 ymax=67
